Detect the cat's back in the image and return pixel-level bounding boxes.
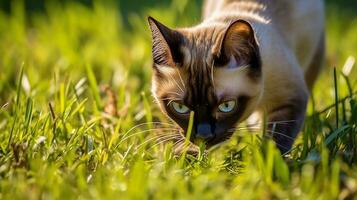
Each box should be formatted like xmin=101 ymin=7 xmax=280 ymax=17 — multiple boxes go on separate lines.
xmin=203 ymin=0 xmax=324 ymax=70
xmin=203 ymin=0 xmax=323 ymax=25
xmin=203 ymin=0 xmax=324 ymax=39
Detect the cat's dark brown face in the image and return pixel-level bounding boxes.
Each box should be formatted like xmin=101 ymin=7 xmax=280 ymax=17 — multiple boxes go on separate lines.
xmin=148 ymin=17 xmax=263 ymax=148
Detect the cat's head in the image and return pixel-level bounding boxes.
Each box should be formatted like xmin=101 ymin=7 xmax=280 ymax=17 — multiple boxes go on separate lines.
xmin=148 ymin=17 xmax=263 ymax=148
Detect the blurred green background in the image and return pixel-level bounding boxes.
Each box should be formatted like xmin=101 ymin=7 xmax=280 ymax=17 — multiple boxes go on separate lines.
xmin=0 ymin=0 xmax=356 ymax=106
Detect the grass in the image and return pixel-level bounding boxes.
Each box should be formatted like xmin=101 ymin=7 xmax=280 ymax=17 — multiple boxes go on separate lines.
xmin=0 ymin=1 xmax=356 ymax=199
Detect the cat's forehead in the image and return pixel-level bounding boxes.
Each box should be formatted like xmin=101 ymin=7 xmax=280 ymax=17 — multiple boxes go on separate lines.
xmin=180 ymin=25 xmax=226 ymax=63
xmin=154 ymin=63 xmax=215 ymax=106
xmin=181 ymin=23 xmax=226 ymax=43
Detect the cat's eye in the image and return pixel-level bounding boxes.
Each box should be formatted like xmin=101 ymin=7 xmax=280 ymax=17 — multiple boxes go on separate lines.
xmin=171 ymin=102 xmax=190 ymax=114
xmin=218 ymin=100 xmax=236 ymax=113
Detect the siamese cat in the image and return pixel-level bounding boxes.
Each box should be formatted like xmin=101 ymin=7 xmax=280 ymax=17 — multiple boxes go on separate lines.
xmin=148 ymin=0 xmax=324 ymax=154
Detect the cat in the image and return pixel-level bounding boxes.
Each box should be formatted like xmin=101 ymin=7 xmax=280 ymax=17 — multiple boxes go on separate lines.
xmin=147 ymin=0 xmax=324 ymax=154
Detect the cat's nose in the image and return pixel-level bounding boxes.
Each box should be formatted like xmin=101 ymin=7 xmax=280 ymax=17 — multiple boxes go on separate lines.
xmin=195 ymin=123 xmax=214 ymax=141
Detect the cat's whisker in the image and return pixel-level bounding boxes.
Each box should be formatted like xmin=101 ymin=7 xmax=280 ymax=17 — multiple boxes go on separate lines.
xmin=262 ymin=135 xmax=292 ymax=153
xmin=175 ymin=139 xmax=188 ymax=152
xmin=175 ymin=68 xmax=186 ymax=90
xmin=159 ymin=97 xmax=181 ymax=101
xmin=118 ymin=128 xmax=179 ymax=145
xmin=267 ymin=120 xmax=297 ymax=124
xmin=167 ymin=71 xmax=185 ymax=93
xmin=229 ymin=126 xmax=295 ymax=141
xmin=248 ymin=119 xmax=297 ymax=126
xmin=165 ymin=92 xmax=183 ymax=97
xmin=265 ymin=130 xmax=295 ymax=141
xmin=159 ymin=97 xmax=182 ymax=106
xmin=120 ymin=122 xmax=176 ymax=141
xmin=142 ymin=132 xmax=180 ymax=142
xmin=140 ymin=134 xmax=176 ymax=145
xmin=167 ymin=99 xmax=177 ymax=106
xmin=231 ymin=119 xmax=297 ymax=128
xmin=135 ymin=134 xmax=181 ymax=150
xmin=145 ymin=135 xmax=183 ymax=150
xmin=228 ymin=119 xmax=298 ymax=132
xmin=228 ymin=126 xmax=260 ymax=132
xmin=173 ymin=138 xmax=185 ymax=148
xmin=123 ymin=121 xmax=176 ymax=135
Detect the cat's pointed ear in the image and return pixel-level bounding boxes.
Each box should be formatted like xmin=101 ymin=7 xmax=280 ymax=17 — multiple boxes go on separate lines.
xmin=148 ymin=16 xmax=184 ymax=67
xmin=215 ymin=19 xmax=260 ymax=68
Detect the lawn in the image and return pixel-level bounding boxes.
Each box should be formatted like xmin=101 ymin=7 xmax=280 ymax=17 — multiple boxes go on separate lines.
xmin=0 ymin=1 xmax=356 ymax=199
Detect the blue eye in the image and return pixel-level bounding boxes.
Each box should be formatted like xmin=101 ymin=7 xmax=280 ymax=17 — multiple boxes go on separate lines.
xmin=218 ymin=100 xmax=236 ymax=113
xmin=171 ymin=102 xmax=190 ymax=114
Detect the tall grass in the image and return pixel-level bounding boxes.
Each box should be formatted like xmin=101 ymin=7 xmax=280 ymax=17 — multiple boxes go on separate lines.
xmin=0 ymin=1 xmax=356 ymax=199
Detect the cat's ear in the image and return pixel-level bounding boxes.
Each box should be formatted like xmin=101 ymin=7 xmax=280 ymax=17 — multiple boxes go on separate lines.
xmin=148 ymin=16 xmax=184 ymax=67
xmin=215 ymin=19 xmax=260 ymax=68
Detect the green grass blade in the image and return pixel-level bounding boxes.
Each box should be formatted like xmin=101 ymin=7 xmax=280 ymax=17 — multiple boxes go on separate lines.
xmin=333 ymin=67 xmax=339 ymax=128
xmin=86 ymin=64 xmax=102 ymax=111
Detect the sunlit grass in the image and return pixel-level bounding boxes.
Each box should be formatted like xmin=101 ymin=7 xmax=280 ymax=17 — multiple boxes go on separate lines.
xmin=0 ymin=1 xmax=356 ymax=199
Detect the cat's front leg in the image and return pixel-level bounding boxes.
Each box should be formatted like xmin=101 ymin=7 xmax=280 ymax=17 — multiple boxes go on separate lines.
xmin=267 ymin=92 xmax=308 ymax=154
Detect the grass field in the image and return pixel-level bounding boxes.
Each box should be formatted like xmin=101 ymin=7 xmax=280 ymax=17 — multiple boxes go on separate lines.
xmin=0 ymin=1 xmax=356 ymax=199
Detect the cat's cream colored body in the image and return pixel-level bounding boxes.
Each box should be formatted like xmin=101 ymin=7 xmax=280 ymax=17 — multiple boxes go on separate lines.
xmin=203 ymin=0 xmax=324 ymax=117
xmin=148 ymin=0 xmax=324 ymax=153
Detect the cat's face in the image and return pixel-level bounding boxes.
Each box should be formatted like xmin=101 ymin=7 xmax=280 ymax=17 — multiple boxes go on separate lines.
xmin=148 ymin=17 xmax=263 ymax=148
